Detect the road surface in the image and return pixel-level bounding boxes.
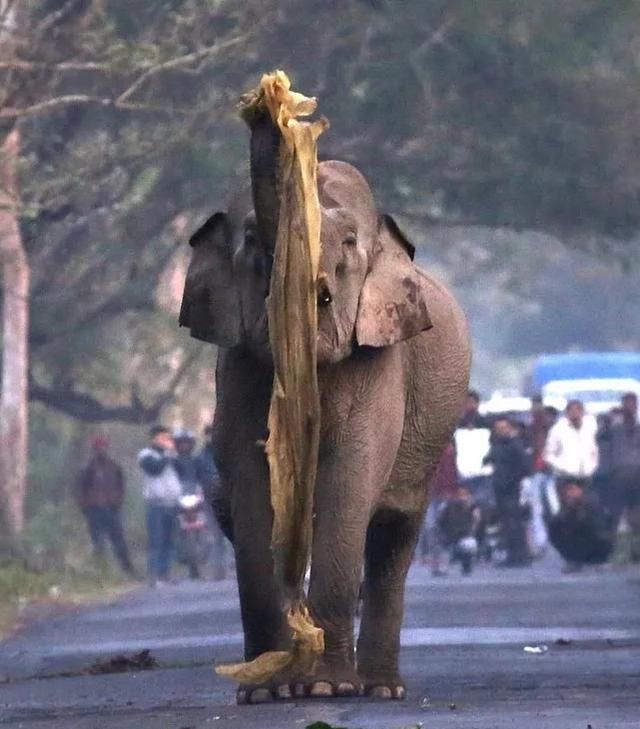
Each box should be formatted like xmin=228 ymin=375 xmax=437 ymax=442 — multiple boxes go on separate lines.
xmin=1 ymin=554 xmax=639 ymax=728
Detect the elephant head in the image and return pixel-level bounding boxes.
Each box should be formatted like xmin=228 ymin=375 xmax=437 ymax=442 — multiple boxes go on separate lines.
xmin=180 ymin=117 xmax=433 ymax=362
xmin=179 ymin=184 xmax=272 ymax=354
xmin=314 ymin=160 xmax=433 ymax=362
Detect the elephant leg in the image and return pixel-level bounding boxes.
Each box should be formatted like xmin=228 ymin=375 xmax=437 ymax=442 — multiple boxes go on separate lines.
xmin=210 ymin=490 xmax=234 ymax=544
xmin=357 ymin=508 xmax=422 ymax=699
xmin=298 ymin=452 xmax=378 ymax=699
xmin=230 ymin=475 xmax=292 ymax=704
xmin=303 ymin=515 xmax=366 ymax=698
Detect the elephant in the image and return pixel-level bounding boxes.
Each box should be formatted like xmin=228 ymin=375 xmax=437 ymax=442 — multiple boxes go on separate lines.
xmin=179 ymin=109 xmax=471 ymax=704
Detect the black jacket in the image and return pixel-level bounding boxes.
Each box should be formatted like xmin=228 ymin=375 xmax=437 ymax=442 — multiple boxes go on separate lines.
xmin=484 ymin=436 xmax=529 ymax=496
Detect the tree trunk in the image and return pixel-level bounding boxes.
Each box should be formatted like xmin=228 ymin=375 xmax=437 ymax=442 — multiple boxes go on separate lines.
xmin=0 ymin=128 xmax=29 ymax=537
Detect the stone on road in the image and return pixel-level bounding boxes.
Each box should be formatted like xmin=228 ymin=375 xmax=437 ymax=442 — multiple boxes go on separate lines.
xmin=0 ymin=555 xmax=639 ymax=728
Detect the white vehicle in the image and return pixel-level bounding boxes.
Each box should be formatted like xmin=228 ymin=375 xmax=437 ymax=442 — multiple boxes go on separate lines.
xmin=541 ymin=377 xmax=640 ymax=415
xmin=479 ymin=391 xmax=532 ymax=418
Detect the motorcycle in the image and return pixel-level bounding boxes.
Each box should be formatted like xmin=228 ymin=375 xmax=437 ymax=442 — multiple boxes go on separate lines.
xmin=437 ymin=490 xmax=480 ymax=575
xmin=176 ymin=489 xmax=211 ymax=579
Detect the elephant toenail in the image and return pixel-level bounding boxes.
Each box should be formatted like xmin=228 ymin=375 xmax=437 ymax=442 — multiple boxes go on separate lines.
xmin=337 ymin=682 xmax=358 ymax=697
xmin=393 ymin=685 xmax=407 ymax=700
xmin=309 ymin=681 xmax=334 ymax=697
xmin=236 ymin=689 xmax=249 ymax=705
xmin=369 ymin=685 xmax=393 ymax=699
xmin=276 ymin=684 xmax=292 ymax=700
xmin=293 ymin=683 xmax=306 ymax=698
xmin=248 ymin=687 xmax=274 ymax=704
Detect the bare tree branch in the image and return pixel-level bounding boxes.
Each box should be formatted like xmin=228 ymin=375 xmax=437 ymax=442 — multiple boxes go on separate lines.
xmin=30 ymin=230 xmax=183 ymax=347
xmin=29 ymin=345 xmax=202 ymax=423
xmin=0 ymin=94 xmax=111 ymax=117
xmin=0 ymin=60 xmax=112 ymax=71
xmin=35 ymin=0 xmax=86 ymax=35
xmin=115 ymin=34 xmax=247 ymax=105
xmin=29 ymin=377 xmax=162 ymax=423
xmin=0 ymin=93 xmax=213 ymax=118
xmin=146 ymin=345 xmax=204 ymax=415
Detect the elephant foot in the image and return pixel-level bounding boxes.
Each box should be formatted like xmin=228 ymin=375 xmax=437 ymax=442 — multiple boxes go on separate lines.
xmin=235 ymin=662 xmax=365 ymax=702
xmin=360 ymin=674 xmax=407 ymax=700
xmin=292 ymin=661 xmax=362 ymax=699
xmin=236 ymin=680 xmax=292 ymax=705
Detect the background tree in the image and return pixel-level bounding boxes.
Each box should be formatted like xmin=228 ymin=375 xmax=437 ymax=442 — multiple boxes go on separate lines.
xmin=0 ymin=129 xmax=28 ymax=537
xmin=1 ymin=0 xmax=640 ymax=537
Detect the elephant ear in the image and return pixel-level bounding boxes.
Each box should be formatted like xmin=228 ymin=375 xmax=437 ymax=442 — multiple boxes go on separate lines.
xmin=355 ymin=214 xmax=433 ymax=347
xmin=179 ymin=212 xmax=243 ymax=347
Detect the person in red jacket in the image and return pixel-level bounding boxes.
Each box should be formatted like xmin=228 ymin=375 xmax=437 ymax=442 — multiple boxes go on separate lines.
xmin=419 ymin=442 xmax=461 ymax=576
xmin=74 ymin=435 xmax=134 ymax=575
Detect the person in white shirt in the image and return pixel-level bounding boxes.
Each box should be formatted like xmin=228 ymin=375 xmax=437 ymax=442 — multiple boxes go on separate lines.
xmin=543 ymin=401 xmax=614 ymax=573
xmin=138 ymin=425 xmax=182 ymax=586
xmin=544 ymin=399 xmax=599 ymax=490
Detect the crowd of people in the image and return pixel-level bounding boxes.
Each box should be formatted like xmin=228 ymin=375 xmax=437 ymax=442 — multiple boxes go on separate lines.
xmin=418 ymin=389 xmax=640 ymax=576
xmin=73 ymin=389 xmax=640 ymax=584
xmin=73 ymin=425 xmax=228 ymax=586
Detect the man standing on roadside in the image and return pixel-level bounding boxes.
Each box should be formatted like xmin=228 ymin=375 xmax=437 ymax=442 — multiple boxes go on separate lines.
xmin=484 ymin=417 xmax=531 ymax=567
xmin=544 ymin=400 xmax=599 ymax=496
xmin=455 ymin=390 xmax=493 ymax=556
xmin=543 ymin=400 xmax=601 ymax=571
xmin=606 ymin=393 xmax=640 ymax=562
xmin=459 ymin=390 xmax=490 ymax=430
xmin=74 ymin=435 xmax=134 ymax=576
xmin=138 ymin=426 xmax=182 ymax=587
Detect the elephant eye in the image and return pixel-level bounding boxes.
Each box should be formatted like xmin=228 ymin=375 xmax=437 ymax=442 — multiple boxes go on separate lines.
xmin=244 ymin=229 xmax=257 ymax=247
xmin=342 ymin=233 xmax=357 ymax=247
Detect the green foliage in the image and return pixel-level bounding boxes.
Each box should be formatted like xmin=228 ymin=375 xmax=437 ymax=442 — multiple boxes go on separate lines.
xmin=0 ymin=554 xmax=135 ymax=637
xmin=3 ymin=0 xmax=640 ymax=531
xmin=8 ymin=0 xmax=640 ymax=424
xmin=0 ymin=563 xmax=51 ymax=595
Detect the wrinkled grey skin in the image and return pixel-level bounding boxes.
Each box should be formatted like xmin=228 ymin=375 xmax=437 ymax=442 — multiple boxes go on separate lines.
xmin=180 ymin=118 xmax=470 ymax=704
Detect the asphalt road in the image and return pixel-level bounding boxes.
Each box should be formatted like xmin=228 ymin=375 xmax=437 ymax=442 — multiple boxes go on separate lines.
xmin=1 ymin=553 xmax=639 ymax=729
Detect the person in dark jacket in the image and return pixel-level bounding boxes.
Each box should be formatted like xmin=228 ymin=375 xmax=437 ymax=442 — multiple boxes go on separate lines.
xmin=74 ymin=435 xmax=134 ymax=575
xmin=603 ymin=393 xmax=640 ymax=561
xmin=546 ymin=479 xmax=615 ymax=569
xmin=458 ymin=390 xmax=490 ymax=429
xmin=173 ymin=428 xmax=200 ymax=495
xmin=172 ymin=428 xmax=210 ymax=579
xmin=484 ymin=417 xmax=531 ymax=567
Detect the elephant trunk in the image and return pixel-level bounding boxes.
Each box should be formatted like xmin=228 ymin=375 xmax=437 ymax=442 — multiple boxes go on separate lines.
xmin=248 ymin=108 xmax=282 ymax=256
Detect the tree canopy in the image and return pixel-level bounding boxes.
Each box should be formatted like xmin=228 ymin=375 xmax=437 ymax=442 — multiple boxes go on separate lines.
xmin=2 ymin=0 xmax=640 ymax=423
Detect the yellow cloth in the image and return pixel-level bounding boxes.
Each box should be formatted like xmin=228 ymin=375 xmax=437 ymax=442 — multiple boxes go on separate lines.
xmin=216 ymin=71 xmax=328 ymax=685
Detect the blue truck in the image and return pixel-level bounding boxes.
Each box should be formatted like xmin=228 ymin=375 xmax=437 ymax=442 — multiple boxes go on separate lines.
xmin=526 ymin=352 xmax=640 ymax=414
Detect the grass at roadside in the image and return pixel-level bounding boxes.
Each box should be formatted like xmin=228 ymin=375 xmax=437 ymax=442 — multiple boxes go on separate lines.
xmin=0 ymin=559 xmax=137 ymax=638
xmin=0 ymin=497 xmax=146 ymax=638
